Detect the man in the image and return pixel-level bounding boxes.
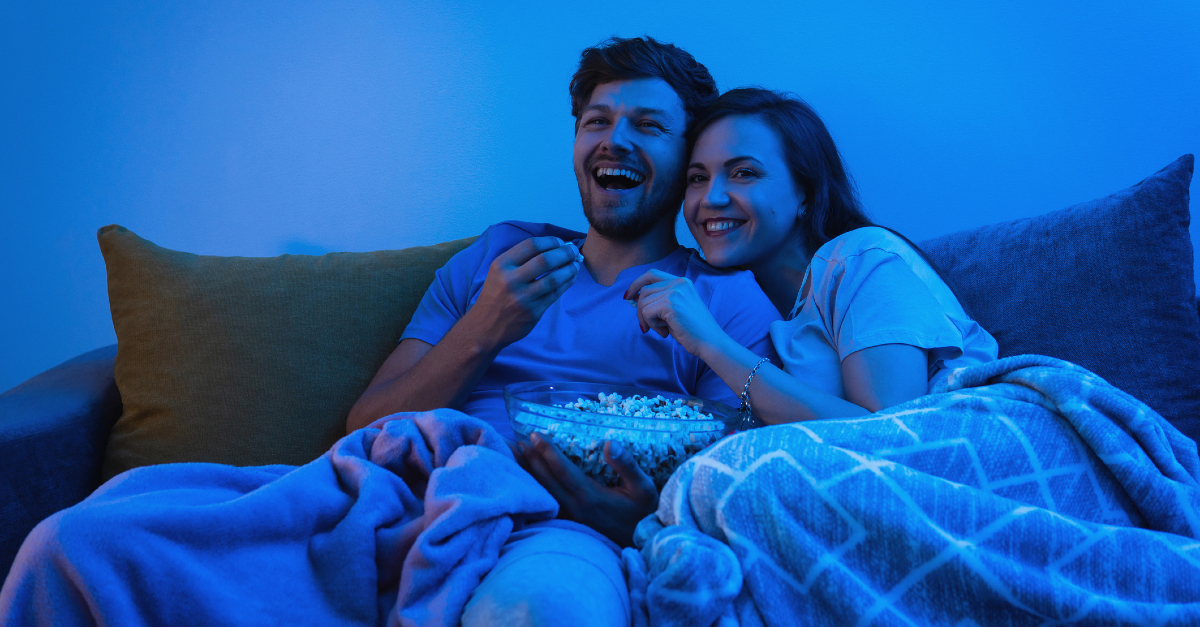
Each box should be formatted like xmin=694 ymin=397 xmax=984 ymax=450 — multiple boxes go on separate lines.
xmin=348 ymin=37 xmax=781 ymax=626
xmin=0 ymin=37 xmax=777 ymax=627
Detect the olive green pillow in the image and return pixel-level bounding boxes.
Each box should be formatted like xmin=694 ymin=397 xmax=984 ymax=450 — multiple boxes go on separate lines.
xmin=98 ymin=225 xmax=475 ymax=479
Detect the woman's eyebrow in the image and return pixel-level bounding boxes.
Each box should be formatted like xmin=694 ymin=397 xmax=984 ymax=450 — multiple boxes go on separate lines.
xmin=723 ymin=156 xmax=764 ymax=167
xmin=687 ymin=162 xmax=709 ymax=171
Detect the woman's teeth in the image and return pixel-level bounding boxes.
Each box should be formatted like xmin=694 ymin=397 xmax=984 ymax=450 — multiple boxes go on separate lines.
xmin=706 ymin=220 xmax=744 ymax=232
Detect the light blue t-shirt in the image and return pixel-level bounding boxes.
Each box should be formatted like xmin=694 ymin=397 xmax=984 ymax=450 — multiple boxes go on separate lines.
xmin=773 ymin=226 xmax=998 ymax=396
xmin=402 ymin=221 xmax=782 ymax=439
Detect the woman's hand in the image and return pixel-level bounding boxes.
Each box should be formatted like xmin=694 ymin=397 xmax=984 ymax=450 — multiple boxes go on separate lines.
xmin=624 ymin=269 xmax=728 ymax=358
xmin=513 ymin=433 xmax=658 ymax=547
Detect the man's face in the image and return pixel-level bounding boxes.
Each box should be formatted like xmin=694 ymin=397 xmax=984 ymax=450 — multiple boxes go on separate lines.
xmin=573 ymin=78 xmax=689 ymax=242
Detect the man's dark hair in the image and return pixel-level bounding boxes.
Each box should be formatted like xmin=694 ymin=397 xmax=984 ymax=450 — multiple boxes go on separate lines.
xmin=569 ymin=36 xmax=717 ymax=132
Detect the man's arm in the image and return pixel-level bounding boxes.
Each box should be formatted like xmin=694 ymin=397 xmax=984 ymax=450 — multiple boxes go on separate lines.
xmin=346 ymin=236 xmax=581 ymax=432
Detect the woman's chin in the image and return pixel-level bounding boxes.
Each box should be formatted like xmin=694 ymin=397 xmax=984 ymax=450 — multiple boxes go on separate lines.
xmin=698 ymin=247 xmax=744 ymax=269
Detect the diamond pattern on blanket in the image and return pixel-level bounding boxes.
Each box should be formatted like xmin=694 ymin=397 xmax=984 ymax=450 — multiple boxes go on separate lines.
xmin=633 ymin=355 xmax=1200 ymax=626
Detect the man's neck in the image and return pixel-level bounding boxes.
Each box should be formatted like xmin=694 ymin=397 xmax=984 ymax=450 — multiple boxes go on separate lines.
xmin=579 ymin=217 xmax=680 ymax=287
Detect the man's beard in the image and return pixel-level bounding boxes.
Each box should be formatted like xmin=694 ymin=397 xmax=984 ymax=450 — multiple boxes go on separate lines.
xmin=579 ymin=169 xmax=685 ymax=242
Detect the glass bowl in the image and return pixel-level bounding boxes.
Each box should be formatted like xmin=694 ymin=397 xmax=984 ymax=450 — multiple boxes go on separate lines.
xmin=504 ymin=381 xmax=740 ymax=488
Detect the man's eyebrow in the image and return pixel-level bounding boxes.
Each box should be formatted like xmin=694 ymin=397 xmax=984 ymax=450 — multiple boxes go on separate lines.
xmin=581 ymin=104 xmax=674 ymax=118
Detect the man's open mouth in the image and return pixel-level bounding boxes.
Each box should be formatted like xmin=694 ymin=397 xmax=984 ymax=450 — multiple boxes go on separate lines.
xmin=593 ymin=167 xmax=645 ymax=191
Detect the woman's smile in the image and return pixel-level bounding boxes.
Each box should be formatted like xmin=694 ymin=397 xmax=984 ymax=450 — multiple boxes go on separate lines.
xmin=702 ymin=218 xmax=747 ymax=236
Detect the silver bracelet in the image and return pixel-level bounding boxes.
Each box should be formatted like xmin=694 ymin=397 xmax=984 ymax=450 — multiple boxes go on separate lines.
xmin=738 ymin=357 xmax=771 ymax=424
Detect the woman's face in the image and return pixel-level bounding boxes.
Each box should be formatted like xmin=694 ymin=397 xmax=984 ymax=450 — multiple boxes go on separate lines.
xmin=684 ymin=115 xmax=805 ymax=269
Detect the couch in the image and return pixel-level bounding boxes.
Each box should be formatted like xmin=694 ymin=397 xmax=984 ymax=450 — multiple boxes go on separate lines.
xmin=3 ymin=154 xmax=1198 ymax=583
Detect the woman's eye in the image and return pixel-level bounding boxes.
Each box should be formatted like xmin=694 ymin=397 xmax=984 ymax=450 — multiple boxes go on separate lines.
xmin=687 ymin=173 xmax=708 ymax=184
xmin=732 ymin=168 xmax=759 ymax=179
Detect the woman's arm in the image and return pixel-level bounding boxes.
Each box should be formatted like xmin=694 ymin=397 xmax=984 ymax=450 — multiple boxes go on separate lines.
xmin=696 ymin=334 xmax=927 ymax=424
xmin=627 ymin=269 xmax=929 ymax=424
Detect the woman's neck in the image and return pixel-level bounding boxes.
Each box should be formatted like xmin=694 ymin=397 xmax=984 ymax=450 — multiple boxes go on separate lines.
xmin=747 ymin=236 xmax=811 ymax=317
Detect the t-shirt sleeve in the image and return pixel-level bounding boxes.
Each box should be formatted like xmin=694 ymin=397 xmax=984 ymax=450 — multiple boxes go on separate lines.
xmin=398 ymin=238 xmax=490 ymax=346
xmin=399 ymin=223 xmax=549 ymax=346
xmin=814 ymin=247 xmax=966 ymax=362
xmin=693 ymin=270 xmax=782 ymax=407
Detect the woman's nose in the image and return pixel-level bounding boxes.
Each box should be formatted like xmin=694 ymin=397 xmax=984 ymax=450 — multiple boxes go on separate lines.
xmin=704 ymin=178 xmax=730 ymax=207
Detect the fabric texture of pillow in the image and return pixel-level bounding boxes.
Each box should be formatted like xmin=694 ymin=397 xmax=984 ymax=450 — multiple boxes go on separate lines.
xmin=920 ymin=154 xmax=1199 ymax=443
xmin=98 ymin=226 xmax=476 ymax=479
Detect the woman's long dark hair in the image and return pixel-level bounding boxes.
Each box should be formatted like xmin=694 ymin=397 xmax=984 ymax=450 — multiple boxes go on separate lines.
xmin=687 ymin=88 xmax=968 ymax=313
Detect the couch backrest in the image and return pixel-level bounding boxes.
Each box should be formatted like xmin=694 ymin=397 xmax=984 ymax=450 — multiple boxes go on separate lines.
xmin=919 ymin=155 xmax=1200 ymax=444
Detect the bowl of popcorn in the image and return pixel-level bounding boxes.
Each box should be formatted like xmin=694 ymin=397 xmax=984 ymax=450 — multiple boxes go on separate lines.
xmin=504 ymin=381 xmax=740 ymax=489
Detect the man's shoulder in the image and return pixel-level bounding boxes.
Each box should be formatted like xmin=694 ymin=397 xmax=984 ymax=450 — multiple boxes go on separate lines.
xmin=677 ymin=249 xmax=778 ymax=316
xmin=678 ymin=249 xmax=757 ymax=287
xmin=449 ymin=221 xmax=588 ymax=272
xmin=482 ymin=221 xmax=586 ymax=247
xmin=674 ymin=249 xmax=782 ymax=333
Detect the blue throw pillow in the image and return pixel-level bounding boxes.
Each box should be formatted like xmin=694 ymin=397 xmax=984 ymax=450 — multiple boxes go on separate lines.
xmin=920 ymin=155 xmax=1199 ymax=444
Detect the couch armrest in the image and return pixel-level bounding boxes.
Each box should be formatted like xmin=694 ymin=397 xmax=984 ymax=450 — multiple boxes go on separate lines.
xmin=0 ymin=344 xmax=121 ymax=581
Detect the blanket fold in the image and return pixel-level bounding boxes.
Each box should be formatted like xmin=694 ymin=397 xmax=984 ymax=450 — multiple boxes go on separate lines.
xmin=628 ymin=355 xmax=1200 ymax=626
xmin=0 ymin=409 xmax=558 ymax=627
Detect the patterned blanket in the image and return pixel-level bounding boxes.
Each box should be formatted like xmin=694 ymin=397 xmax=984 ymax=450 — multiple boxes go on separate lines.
xmin=624 ymin=355 xmax=1200 ymax=626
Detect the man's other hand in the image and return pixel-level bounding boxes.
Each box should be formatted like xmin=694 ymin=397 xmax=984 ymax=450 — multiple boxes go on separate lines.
xmin=466 ymin=236 xmax=581 ymax=348
xmin=514 ymin=433 xmax=658 ymax=547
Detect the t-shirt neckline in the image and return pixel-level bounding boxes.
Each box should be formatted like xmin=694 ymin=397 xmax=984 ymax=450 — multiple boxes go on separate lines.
xmin=573 ymin=238 xmax=692 ymax=288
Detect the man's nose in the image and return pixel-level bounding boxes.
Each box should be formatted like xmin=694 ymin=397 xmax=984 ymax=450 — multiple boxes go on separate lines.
xmin=602 ymin=118 xmax=634 ymax=154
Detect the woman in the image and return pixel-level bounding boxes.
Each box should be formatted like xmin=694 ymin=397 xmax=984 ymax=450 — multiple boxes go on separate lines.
xmin=625 ymin=88 xmax=998 ymax=424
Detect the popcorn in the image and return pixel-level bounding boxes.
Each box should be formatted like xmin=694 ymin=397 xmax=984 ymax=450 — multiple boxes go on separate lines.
xmin=565 ymin=241 xmax=584 ymax=263
xmin=516 ymin=392 xmax=727 ymax=489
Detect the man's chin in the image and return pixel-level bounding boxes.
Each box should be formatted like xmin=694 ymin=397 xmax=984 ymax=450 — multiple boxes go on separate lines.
xmin=584 ymin=206 xmax=670 ymax=243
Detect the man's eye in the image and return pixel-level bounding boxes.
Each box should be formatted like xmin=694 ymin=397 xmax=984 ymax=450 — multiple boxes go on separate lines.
xmin=638 ymin=121 xmax=663 ymax=130
xmin=585 ymin=118 xmax=609 ymax=127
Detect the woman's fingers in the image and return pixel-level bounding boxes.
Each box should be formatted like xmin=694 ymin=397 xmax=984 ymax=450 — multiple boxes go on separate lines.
xmin=623 ymin=269 xmax=680 ymax=300
xmin=636 ymin=290 xmax=673 ymax=337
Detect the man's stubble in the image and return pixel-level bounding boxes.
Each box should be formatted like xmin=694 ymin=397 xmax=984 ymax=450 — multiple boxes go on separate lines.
xmin=578 ymin=164 xmax=686 ymax=243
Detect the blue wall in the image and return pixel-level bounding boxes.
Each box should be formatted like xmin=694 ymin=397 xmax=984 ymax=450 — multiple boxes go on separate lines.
xmin=2 ymin=0 xmax=1198 ymax=391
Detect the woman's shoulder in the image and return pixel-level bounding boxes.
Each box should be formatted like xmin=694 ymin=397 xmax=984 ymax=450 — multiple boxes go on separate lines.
xmin=812 ymin=226 xmax=918 ymax=265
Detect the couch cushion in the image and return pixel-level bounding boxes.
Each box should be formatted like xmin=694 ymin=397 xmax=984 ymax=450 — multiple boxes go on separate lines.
xmin=98 ymin=226 xmax=476 ymax=479
xmin=920 ymin=154 xmax=1199 ymax=443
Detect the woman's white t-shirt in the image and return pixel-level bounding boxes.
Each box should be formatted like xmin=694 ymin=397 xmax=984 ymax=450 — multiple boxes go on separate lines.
xmin=770 ymin=227 xmax=998 ymax=397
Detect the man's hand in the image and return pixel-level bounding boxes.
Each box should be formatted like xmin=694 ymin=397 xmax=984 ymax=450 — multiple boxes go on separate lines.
xmin=465 ymin=236 xmax=581 ymax=348
xmin=514 ymin=433 xmax=658 ymax=547
xmin=624 ymin=269 xmax=728 ymax=358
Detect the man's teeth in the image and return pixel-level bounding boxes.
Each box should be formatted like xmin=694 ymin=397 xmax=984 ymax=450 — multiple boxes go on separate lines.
xmin=707 ymin=220 xmax=743 ymax=232
xmin=594 ymin=167 xmax=644 ymax=183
